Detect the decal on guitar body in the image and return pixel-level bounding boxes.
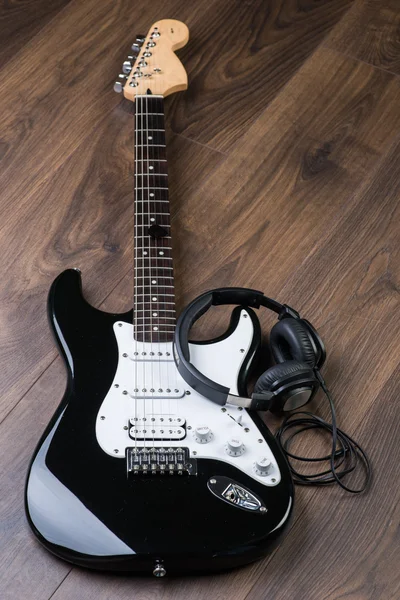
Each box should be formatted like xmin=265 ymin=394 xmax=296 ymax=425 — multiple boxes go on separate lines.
xmin=25 ymin=19 xmax=294 ymax=577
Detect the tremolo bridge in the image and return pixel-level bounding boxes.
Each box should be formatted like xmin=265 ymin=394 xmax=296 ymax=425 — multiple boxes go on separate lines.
xmin=126 ymin=447 xmax=196 ymax=476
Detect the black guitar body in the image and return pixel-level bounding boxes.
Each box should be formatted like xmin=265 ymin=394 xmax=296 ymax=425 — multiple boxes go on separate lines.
xmin=25 ymin=269 xmax=294 ymax=575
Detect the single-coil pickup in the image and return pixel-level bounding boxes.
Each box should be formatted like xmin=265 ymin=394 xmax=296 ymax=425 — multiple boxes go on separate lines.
xmin=129 ymin=415 xmax=185 ymax=427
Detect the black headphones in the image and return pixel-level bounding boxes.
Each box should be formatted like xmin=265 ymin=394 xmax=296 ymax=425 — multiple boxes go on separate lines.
xmin=174 ymin=287 xmax=326 ymax=412
xmin=174 ymin=287 xmax=371 ymax=494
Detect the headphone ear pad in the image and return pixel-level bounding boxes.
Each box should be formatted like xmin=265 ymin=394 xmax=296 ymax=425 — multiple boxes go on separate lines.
xmin=270 ymin=318 xmax=317 ymax=368
xmin=254 ymin=360 xmax=317 ymax=412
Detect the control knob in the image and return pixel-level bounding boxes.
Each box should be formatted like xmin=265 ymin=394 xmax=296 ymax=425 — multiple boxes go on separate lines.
xmin=254 ymin=457 xmax=272 ymax=476
xmin=225 ymin=438 xmax=245 ymax=456
xmin=194 ymin=425 xmax=213 ymax=444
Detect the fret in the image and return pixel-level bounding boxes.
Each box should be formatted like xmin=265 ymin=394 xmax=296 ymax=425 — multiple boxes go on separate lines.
xmin=135 ymin=310 xmax=176 ymax=321
xmin=135 ymin=159 xmax=167 ymax=163
xmin=135 ymin=236 xmax=171 ymax=239
xmin=134 ymin=294 xmax=175 ymax=298
xmin=134 ymin=308 xmax=176 ymax=318
xmin=134 ymin=266 xmax=173 ymax=270
xmin=135 ymin=173 xmax=168 ymax=177
xmin=134 ymin=328 xmax=176 ymax=331
xmin=133 ymin=302 xmax=176 ymax=306
xmin=137 ymin=256 xmax=172 ymax=268
xmin=135 ymin=245 xmax=172 ymax=250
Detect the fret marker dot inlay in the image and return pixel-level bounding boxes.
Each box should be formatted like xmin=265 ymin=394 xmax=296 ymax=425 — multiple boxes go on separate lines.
xmin=149 ymin=166 xmax=154 ymax=170
xmin=152 ymin=280 xmax=156 ymax=284
xmin=150 ymin=218 xmax=155 ymax=222
xmin=159 ymin=251 xmax=164 ymax=255
xmin=153 ymin=326 xmax=158 ymax=331
xmin=150 ymin=193 xmax=154 ymax=197
xmin=143 ymin=251 xmax=148 ymax=255
xmin=148 ymin=136 xmax=153 ymax=140
xmin=152 ymin=297 xmax=157 ymax=301
xmin=153 ymin=312 xmax=158 ymax=316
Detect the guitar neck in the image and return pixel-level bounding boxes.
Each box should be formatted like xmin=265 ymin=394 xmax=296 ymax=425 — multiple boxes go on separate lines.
xmin=134 ymin=94 xmax=176 ymax=343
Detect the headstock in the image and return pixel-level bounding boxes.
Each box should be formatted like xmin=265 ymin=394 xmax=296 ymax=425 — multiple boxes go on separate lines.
xmin=114 ymin=19 xmax=189 ymax=101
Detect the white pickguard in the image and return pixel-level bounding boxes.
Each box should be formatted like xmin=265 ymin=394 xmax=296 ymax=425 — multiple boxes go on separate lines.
xmin=95 ymin=310 xmax=281 ymax=486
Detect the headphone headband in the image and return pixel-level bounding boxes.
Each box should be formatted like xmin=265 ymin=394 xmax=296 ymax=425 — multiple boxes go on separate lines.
xmin=174 ymin=288 xmax=302 ymax=408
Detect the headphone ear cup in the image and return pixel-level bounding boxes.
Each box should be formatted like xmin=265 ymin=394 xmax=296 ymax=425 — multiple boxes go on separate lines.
xmin=254 ymin=360 xmax=318 ymax=412
xmin=270 ymin=318 xmax=318 ymax=368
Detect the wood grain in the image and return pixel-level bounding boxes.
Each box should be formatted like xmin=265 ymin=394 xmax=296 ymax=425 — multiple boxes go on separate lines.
xmin=166 ymin=0 xmax=355 ymax=152
xmin=1 ymin=0 xmax=400 ymax=599
xmin=0 ymin=0 xmax=72 ymax=69
xmin=326 ymin=0 xmax=400 ymax=75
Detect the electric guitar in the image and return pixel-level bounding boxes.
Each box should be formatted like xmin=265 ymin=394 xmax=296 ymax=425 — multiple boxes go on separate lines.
xmin=25 ymin=20 xmax=294 ymax=576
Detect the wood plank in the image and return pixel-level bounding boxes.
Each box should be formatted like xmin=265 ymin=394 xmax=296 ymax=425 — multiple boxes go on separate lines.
xmin=166 ymin=0 xmax=355 ymax=152
xmin=326 ymin=0 xmax=400 ymax=75
xmin=0 ymin=359 xmax=72 ymax=600
xmin=169 ymin=48 xmax=400 ymax=327
xmin=246 ymin=360 xmax=400 ymax=600
xmin=0 ymin=0 xmax=72 ymax=69
xmin=0 ymin=112 xmax=224 ymax=424
xmin=279 ymin=132 xmax=400 ymax=324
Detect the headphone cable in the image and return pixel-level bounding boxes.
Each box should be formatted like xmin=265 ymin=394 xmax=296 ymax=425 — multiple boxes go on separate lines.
xmin=275 ymin=371 xmax=372 ymax=493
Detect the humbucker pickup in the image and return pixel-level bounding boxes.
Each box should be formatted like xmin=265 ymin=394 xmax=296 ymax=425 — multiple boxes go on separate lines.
xmin=129 ymin=415 xmax=186 ymax=440
xmin=126 ymin=447 xmax=196 ymax=476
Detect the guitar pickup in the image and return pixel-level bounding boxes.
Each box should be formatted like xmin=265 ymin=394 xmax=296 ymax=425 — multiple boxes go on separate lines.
xmin=129 ymin=425 xmax=186 ymax=440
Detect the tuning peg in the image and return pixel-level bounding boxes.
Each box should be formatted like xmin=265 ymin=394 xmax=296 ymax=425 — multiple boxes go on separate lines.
xmin=131 ymin=43 xmax=141 ymax=54
xmin=113 ymin=73 xmax=127 ymax=94
xmin=122 ymin=60 xmax=132 ymax=74
xmin=136 ymin=34 xmax=146 ymax=43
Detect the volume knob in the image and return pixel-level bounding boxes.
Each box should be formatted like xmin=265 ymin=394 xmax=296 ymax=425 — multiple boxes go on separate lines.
xmin=225 ymin=438 xmax=245 ymax=457
xmin=194 ymin=425 xmax=212 ymax=444
xmin=254 ymin=457 xmax=272 ymax=476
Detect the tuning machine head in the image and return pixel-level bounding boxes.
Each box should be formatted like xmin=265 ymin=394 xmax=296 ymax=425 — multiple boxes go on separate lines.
xmin=132 ymin=35 xmax=146 ymax=53
xmin=122 ymin=56 xmax=134 ymax=74
xmin=113 ymin=73 xmax=128 ymax=94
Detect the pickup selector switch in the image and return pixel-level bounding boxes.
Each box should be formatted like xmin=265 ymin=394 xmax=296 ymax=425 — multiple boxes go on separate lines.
xmin=254 ymin=457 xmax=272 ymax=476
xmin=194 ymin=425 xmax=212 ymax=444
xmin=225 ymin=438 xmax=245 ymax=457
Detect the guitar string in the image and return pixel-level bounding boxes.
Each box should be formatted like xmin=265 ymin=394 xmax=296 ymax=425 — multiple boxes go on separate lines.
xmin=141 ymin=95 xmax=147 ymax=451
xmin=152 ymin=99 xmax=163 ymax=450
xmin=134 ymin=96 xmax=138 ymax=455
xmin=162 ymin=96 xmax=172 ymax=446
xmin=147 ymin=94 xmax=152 ymax=451
xmin=157 ymin=96 xmax=165 ymax=447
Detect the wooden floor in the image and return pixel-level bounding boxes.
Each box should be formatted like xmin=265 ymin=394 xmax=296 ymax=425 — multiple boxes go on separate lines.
xmin=1 ymin=0 xmax=399 ymax=598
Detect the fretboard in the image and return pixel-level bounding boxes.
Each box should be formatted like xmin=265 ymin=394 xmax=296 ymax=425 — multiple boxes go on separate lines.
xmin=134 ymin=94 xmax=175 ymax=343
